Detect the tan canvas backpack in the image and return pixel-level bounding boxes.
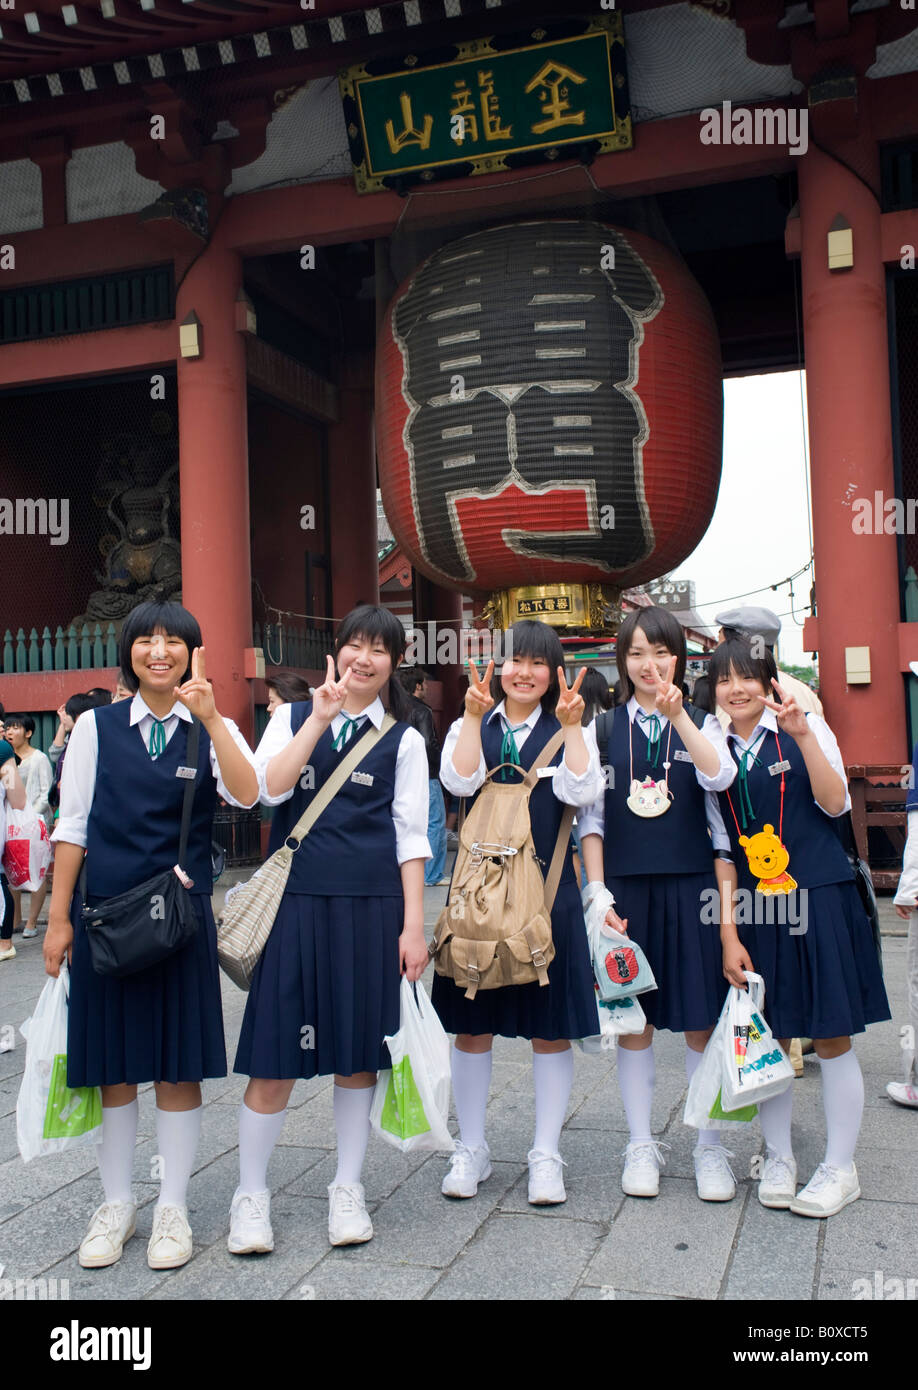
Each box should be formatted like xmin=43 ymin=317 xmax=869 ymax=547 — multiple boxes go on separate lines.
xmin=430 ymin=729 xmax=575 ymax=1000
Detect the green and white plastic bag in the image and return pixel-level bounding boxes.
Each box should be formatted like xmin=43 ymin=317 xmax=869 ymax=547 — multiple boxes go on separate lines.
xmin=371 ymin=978 xmax=454 ymax=1154
xmin=684 ymin=986 xmax=758 ymax=1129
xmin=16 ymin=963 xmax=102 ymax=1162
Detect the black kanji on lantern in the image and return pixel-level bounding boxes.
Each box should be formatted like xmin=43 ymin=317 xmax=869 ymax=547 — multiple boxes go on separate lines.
xmin=390 ymin=222 xmax=664 ymax=585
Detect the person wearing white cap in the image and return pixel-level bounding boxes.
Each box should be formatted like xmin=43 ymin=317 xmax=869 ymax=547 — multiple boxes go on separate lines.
xmin=715 ymin=607 xmax=823 ymax=721
xmin=890 ymin=685 xmax=918 ymax=1108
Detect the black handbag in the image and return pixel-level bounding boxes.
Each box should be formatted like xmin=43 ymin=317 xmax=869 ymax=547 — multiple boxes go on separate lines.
xmin=80 ymin=718 xmax=202 ymax=979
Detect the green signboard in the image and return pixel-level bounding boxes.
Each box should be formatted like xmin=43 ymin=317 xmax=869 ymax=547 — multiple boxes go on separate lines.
xmin=339 ymin=16 xmax=630 ymax=194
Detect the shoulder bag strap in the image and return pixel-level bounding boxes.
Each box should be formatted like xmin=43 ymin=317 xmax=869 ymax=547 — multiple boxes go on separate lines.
xmin=594 ymin=707 xmax=615 ymax=769
xmin=285 ymin=713 xmax=396 ymax=846
xmin=520 ymin=727 xmax=575 ymax=911
xmin=519 ymin=728 xmax=566 ymax=789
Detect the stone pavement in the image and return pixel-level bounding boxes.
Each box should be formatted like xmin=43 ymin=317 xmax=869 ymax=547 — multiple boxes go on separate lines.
xmin=0 ymin=880 xmax=915 ymax=1302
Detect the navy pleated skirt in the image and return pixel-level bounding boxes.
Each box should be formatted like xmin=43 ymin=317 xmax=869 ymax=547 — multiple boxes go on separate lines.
xmin=67 ymin=892 xmax=227 ymax=1088
xmin=234 ymin=893 xmax=403 ymax=1080
xmin=606 ymin=871 xmax=727 ymax=1034
xmin=431 ymin=879 xmax=597 ymax=1041
xmin=736 ymin=880 xmax=890 ymax=1039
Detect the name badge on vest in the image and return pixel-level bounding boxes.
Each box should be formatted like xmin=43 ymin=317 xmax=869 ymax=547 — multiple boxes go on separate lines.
xmin=769 ymin=760 xmax=791 ymax=777
xmin=351 ymin=771 xmax=374 ymax=787
xmin=673 ymin=749 xmax=693 ymax=763
xmin=176 ymin=766 xmax=196 ymax=780
xmin=536 ymin=766 xmax=557 ymax=779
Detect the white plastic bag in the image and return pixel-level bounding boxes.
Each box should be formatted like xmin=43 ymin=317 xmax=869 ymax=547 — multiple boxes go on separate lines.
xmin=2 ymin=800 xmax=52 ymax=892
xmin=684 ymin=988 xmax=757 ymax=1129
xmin=370 ymin=977 xmax=454 ymax=1154
xmin=578 ymin=989 xmax=646 ymax=1054
xmin=719 ymin=971 xmax=794 ymax=1112
xmin=16 ymin=963 xmax=103 ymax=1163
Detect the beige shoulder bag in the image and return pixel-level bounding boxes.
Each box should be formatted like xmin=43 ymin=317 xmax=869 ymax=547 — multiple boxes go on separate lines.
xmin=217 ymin=714 xmax=395 ymax=990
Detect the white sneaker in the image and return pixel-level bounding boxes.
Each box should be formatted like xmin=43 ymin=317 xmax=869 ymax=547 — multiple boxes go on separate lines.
xmin=227 ymin=1189 xmax=274 ymax=1255
xmin=693 ymin=1144 xmax=736 ymax=1202
xmin=757 ymin=1152 xmax=798 ymax=1209
xmin=527 ymin=1149 xmax=567 ymax=1205
xmin=79 ymin=1199 xmax=137 ymax=1268
xmin=441 ymin=1141 xmax=492 ymax=1198
xmin=790 ymin=1162 xmax=860 ymax=1218
xmin=0 ymin=945 xmax=16 ymax=962
xmin=147 ymin=1203 xmax=193 ymax=1269
xmin=621 ymin=1140 xmax=668 ymax=1197
xmin=21 ymin=926 xmax=38 ymax=939
xmin=886 ymin=1081 xmax=918 ymax=1109
xmin=327 ymin=1182 xmax=373 ymax=1246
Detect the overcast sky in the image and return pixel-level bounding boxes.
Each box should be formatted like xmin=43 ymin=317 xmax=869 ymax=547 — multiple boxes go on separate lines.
xmin=671 ymin=370 xmax=816 ymax=671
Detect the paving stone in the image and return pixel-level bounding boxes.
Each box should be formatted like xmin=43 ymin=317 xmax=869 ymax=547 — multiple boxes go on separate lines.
xmin=280 ymin=1258 xmax=440 ymax=1301
xmin=573 ymin=1285 xmax=683 ymax=1300
xmin=281 ymin=1141 xmax=434 ymax=1202
xmin=584 ymin=1175 xmax=745 ymax=1299
xmin=429 ymin=1212 xmax=604 ymax=1300
xmin=723 ymin=1192 xmax=820 ymax=1301
xmin=818 ymin=1265 xmax=918 ymax=1301
xmin=822 ymin=1197 xmax=918 ymax=1271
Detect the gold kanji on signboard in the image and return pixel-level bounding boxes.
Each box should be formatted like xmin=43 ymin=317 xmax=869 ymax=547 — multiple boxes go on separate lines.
xmin=525 ymin=60 xmax=587 ymax=135
xmin=385 ymin=91 xmax=434 ymax=153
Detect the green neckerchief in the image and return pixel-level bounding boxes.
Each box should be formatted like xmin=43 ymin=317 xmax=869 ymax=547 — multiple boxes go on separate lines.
xmin=636 ymin=709 xmax=663 ymax=769
xmin=331 ymin=712 xmax=365 ymax=751
xmin=734 ymin=728 xmax=768 ymax=830
xmin=148 ymin=718 xmax=167 ymax=758
xmin=500 ymin=719 xmax=530 ymax=782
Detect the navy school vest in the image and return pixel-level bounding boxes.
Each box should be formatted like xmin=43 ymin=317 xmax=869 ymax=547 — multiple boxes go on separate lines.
xmin=717 ymin=727 xmax=855 ymax=893
xmin=601 ymin=707 xmax=715 ymax=877
xmin=268 ymin=701 xmax=410 ymax=896
xmin=477 ymin=710 xmax=576 ymax=888
xmin=86 ymin=699 xmax=217 ymax=897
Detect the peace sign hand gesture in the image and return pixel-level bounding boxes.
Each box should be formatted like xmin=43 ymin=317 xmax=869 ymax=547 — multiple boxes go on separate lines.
xmin=652 ymin=656 xmax=683 ymax=720
xmin=464 ymin=659 xmax=495 ymax=720
xmin=556 ymin=666 xmax=587 ymax=727
xmin=173 ymin=647 xmax=216 ymax=722
xmin=312 ymin=654 xmax=354 ymax=726
xmin=760 ymin=678 xmax=808 ymax=738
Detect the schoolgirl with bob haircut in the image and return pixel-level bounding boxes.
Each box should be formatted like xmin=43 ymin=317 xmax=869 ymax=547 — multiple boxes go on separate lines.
xmin=230 ymin=603 xmax=431 ymax=1252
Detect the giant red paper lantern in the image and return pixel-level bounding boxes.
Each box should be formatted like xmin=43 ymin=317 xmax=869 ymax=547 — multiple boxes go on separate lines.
xmin=376 ymin=220 xmax=722 ymax=598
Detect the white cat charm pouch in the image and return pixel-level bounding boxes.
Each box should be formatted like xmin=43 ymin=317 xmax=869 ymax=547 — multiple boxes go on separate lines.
xmin=626 ymin=776 xmax=672 ymax=818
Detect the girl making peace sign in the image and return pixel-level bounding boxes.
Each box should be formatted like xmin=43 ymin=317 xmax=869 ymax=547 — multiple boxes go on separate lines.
xmin=434 ymin=620 xmax=603 ymax=1206
xmin=707 ymin=636 xmax=890 ymax=1217
xmin=231 ymin=605 xmax=430 ymax=1252
xmin=44 ymin=602 xmax=260 ymax=1272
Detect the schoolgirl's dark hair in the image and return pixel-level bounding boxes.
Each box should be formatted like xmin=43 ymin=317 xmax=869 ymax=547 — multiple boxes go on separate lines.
xmin=66 ymin=689 xmax=113 ymax=722
xmin=265 ymin=671 xmax=313 ymax=704
xmin=334 ymin=603 xmax=412 ymax=723
xmin=615 ymin=606 xmax=687 ymax=704
xmin=488 ymin=620 xmax=564 ymax=715
xmin=708 ymin=636 xmax=780 ymax=698
xmin=689 ymin=674 xmax=714 ymax=715
xmin=119 ymin=601 xmax=202 ymax=694
xmin=579 ymin=666 xmax=613 ymax=725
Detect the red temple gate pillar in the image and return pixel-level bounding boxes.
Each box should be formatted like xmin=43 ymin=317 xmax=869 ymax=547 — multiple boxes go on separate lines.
xmin=176 ymin=243 xmax=254 ymax=739
xmin=329 ymin=355 xmax=379 ymax=619
xmin=797 ymin=144 xmax=906 ymax=762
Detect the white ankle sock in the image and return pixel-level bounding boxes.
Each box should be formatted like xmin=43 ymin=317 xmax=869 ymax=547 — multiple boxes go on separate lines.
xmin=819 ymin=1049 xmax=864 ymax=1171
xmin=96 ymin=1100 xmax=138 ymax=1204
xmin=156 ymin=1106 xmax=202 ymax=1208
xmin=532 ymin=1048 xmax=574 ymax=1156
xmin=238 ymin=1102 xmax=287 ymax=1194
xmin=617 ymin=1045 xmax=654 ymax=1143
xmin=451 ymin=1047 xmax=492 ymax=1150
xmin=684 ymin=1046 xmax=720 ymax=1147
xmin=332 ymin=1084 xmax=374 ymax=1186
xmin=758 ymin=1083 xmax=794 ymax=1160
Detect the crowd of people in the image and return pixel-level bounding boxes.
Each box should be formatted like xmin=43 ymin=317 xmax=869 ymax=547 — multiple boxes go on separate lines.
xmin=0 ymin=597 xmax=913 ymax=1276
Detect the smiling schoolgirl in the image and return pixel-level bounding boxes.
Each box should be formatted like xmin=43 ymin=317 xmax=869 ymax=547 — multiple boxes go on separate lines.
xmin=230 ymin=605 xmax=430 ymax=1252
xmin=578 ymin=606 xmax=737 ymax=1202
xmin=707 ymin=636 xmax=890 ymax=1217
xmin=433 ymin=620 xmax=603 ymax=1205
xmin=44 ymin=601 xmax=260 ymax=1271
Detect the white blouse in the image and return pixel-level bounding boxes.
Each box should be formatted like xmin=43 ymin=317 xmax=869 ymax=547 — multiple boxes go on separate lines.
xmin=440 ymin=700 xmax=604 ymax=807
xmin=53 ymin=694 xmax=259 ymax=848
xmin=577 ymin=696 xmax=736 ymax=840
xmin=254 ymin=696 xmax=431 ymax=865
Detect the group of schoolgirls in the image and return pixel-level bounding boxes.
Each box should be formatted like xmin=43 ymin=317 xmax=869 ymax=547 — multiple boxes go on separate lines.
xmin=41 ymin=596 xmax=889 ymax=1275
